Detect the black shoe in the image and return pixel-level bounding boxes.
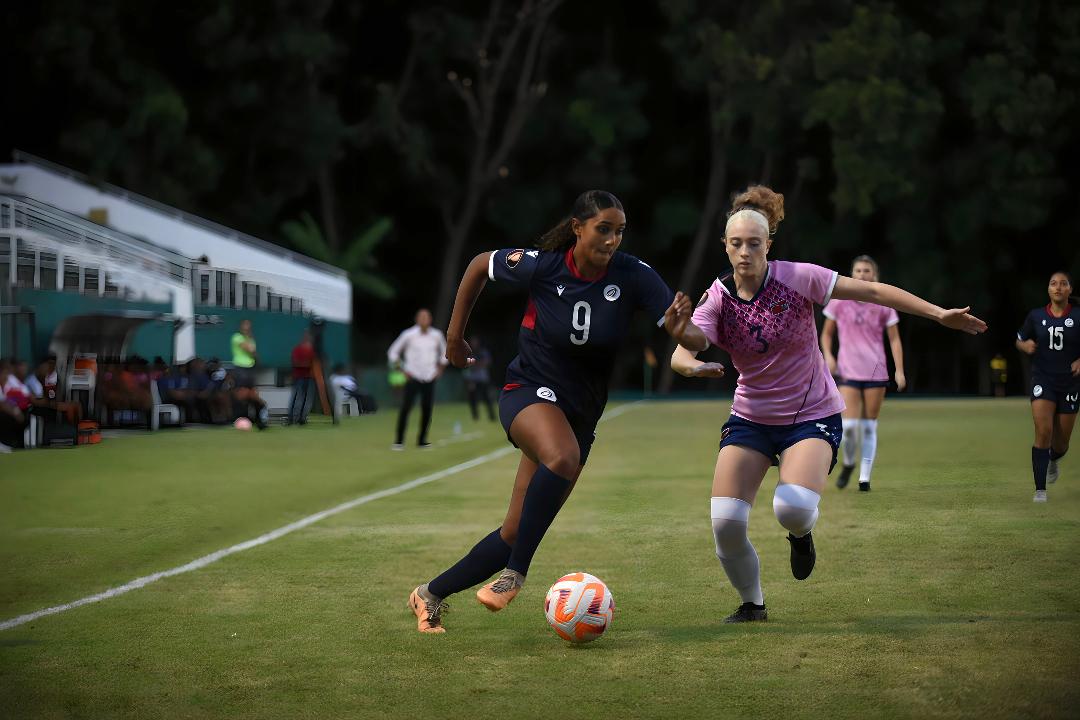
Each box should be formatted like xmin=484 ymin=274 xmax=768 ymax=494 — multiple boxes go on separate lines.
xmin=858 ymin=481 xmax=870 ymax=492
xmin=836 ymin=464 xmax=855 ymax=489
xmin=787 ymin=531 xmax=816 ymax=580
xmin=723 ymin=602 xmax=768 ymax=623
xmin=418 ymin=441 xmax=433 ymax=450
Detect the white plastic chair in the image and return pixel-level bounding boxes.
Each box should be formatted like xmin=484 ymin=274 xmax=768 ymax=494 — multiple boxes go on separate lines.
xmin=332 ymin=384 xmax=359 ymax=423
xmin=150 ymin=381 xmax=181 ymax=431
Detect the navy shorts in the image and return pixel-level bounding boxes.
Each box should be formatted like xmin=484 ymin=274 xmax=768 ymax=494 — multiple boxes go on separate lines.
xmin=1031 ymin=376 xmax=1079 ymax=415
xmin=719 ymin=413 xmax=843 ymax=473
xmin=499 ymin=383 xmax=598 ymax=466
xmin=838 ymin=378 xmax=889 ymax=390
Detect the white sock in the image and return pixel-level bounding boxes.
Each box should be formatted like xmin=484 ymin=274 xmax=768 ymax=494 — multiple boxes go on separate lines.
xmin=841 ymin=418 xmax=858 ymax=467
xmin=711 ymin=497 xmax=763 ymax=605
xmin=859 ymin=419 xmax=878 ymax=483
xmin=773 ymin=484 xmax=820 ymax=538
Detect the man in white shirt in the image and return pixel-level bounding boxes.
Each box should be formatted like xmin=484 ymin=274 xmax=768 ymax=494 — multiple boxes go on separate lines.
xmin=387 ymin=308 xmax=447 ymax=449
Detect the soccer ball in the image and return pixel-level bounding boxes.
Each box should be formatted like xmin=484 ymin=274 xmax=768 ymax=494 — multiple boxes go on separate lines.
xmin=544 ymin=572 xmax=614 ymax=643
xmin=233 ymin=417 xmax=253 ymax=431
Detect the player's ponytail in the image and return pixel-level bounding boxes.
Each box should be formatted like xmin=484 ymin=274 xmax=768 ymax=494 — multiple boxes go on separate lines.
xmin=537 ymin=190 xmax=624 ymax=252
xmin=727 ymin=185 xmax=785 ymax=235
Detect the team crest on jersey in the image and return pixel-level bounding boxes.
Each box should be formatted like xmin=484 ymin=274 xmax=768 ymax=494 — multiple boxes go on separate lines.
xmin=603 ymin=284 xmax=621 ymax=302
xmin=1066 ymin=318 xmax=1075 ymax=328
xmin=505 ymin=249 xmax=525 ymax=269
xmin=1033 ymin=384 xmax=1043 ymax=397
xmin=770 ymin=301 xmax=789 ymax=315
xmin=557 ymin=284 xmax=566 ymax=296
xmin=537 ymin=387 xmax=557 ymax=402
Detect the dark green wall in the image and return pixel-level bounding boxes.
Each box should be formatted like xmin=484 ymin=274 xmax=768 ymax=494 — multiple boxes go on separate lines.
xmin=192 ymin=306 xmax=349 ymax=369
xmin=12 ymin=288 xmax=172 ymax=362
xmin=3 ymin=290 xmax=350 ymax=369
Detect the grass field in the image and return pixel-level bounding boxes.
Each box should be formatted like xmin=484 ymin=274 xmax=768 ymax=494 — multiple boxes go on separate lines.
xmin=1 ymin=398 xmax=1078 ymax=719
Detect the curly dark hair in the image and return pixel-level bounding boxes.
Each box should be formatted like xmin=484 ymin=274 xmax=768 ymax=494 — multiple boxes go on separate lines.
xmin=537 ymin=190 xmax=624 ymax=252
xmin=726 ymin=185 xmax=785 ymax=236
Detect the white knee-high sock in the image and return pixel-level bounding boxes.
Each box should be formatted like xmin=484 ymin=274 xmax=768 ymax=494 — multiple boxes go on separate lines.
xmin=711 ymin=497 xmax=763 ymax=605
xmin=841 ymin=418 xmax=858 ymax=467
xmin=859 ymin=419 xmax=878 ymax=483
xmin=773 ymin=484 xmax=820 ymax=538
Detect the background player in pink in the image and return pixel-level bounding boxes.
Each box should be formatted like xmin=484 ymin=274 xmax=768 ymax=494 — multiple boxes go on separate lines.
xmin=670 ymin=185 xmax=986 ymax=623
xmin=821 ymin=255 xmax=906 ymax=491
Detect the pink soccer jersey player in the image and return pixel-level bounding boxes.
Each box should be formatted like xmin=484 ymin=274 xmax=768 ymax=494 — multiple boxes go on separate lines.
xmin=822 ymin=299 xmax=899 ymax=382
xmin=692 ymin=260 xmax=845 ymax=425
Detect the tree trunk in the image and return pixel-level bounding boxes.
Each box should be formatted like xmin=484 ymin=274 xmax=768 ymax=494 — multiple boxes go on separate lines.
xmin=433 ymin=181 xmax=485 ymax=327
xmin=657 ymin=101 xmax=732 ymax=394
xmin=317 ymin=163 xmax=341 ymax=254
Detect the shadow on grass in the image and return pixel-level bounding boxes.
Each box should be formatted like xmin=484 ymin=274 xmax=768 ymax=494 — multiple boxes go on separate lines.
xmin=621 ymin=612 xmax=1080 ymax=645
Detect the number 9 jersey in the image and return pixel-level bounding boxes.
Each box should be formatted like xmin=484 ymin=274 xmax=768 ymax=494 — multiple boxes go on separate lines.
xmin=488 ymin=246 xmax=674 ymax=422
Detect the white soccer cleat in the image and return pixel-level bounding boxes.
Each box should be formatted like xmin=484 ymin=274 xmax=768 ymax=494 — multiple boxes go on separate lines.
xmin=1047 ymin=459 xmax=1058 ymax=484
xmin=1033 ymin=490 xmax=1047 ymax=503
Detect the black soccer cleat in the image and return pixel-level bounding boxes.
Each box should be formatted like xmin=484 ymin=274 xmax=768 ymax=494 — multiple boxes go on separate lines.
xmin=858 ymin=481 xmax=870 ymax=492
xmin=723 ymin=602 xmax=768 ymax=623
xmin=787 ymin=531 xmax=816 ymax=580
xmin=836 ymin=464 xmax=855 ymax=489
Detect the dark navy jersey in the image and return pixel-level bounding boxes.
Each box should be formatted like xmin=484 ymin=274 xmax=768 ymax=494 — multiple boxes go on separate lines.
xmin=488 ymin=246 xmax=675 ymax=419
xmin=1018 ymin=304 xmax=1080 ymax=381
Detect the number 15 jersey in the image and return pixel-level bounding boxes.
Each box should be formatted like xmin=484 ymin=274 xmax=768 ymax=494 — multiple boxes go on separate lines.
xmin=488 ymin=246 xmax=674 ymax=421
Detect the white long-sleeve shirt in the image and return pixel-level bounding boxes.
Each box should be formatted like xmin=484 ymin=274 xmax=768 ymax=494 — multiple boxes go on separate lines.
xmin=387 ymin=325 xmax=448 ymax=383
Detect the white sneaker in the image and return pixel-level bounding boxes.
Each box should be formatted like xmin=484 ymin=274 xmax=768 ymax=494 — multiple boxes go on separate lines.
xmin=1033 ymin=490 xmax=1047 ymax=503
xmin=1047 ymin=459 xmax=1058 ymax=484
xmin=391 ymin=443 xmax=405 ymax=451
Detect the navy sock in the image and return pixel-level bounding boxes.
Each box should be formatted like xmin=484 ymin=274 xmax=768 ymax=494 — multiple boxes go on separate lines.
xmin=428 ymin=528 xmax=512 ymax=599
xmin=1033 ymin=446 xmax=1050 ymax=491
xmin=506 ymin=464 xmax=571 ymax=576
xmin=1051 ymin=448 xmax=1066 ymax=462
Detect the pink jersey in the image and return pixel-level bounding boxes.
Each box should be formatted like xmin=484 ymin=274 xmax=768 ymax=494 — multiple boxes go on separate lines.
xmin=822 ymin=299 xmax=899 ymax=381
xmin=692 ymin=260 xmax=845 ymax=425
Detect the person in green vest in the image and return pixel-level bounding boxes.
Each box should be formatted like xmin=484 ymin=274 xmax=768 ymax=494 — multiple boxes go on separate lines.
xmin=231 ymin=319 xmax=258 ymax=390
xmin=229 ymin=318 xmax=269 ymax=429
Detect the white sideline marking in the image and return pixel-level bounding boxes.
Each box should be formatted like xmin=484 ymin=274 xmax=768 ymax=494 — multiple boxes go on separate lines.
xmin=0 ymin=401 xmax=644 ymax=632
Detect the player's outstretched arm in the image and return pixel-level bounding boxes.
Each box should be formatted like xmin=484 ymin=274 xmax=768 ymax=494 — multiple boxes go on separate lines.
xmin=832 ymin=276 xmax=987 ymax=335
xmin=663 ymin=292 xmax=708 ymax=351
xmin=445 ymin=252 xmax=493 ymax=368
xmin=670 ymin=343 xmax=726 ymax=378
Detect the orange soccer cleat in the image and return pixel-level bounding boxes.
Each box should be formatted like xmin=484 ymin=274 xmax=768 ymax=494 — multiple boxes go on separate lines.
xmin=408 ymin=586 xmax=449 ymax=634
xmin=476 ymin=569 xmax=525 ymax=612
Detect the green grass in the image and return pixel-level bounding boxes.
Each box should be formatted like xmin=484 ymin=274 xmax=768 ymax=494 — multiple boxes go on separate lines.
xmin=1 ymin=399 xmax=1078 ymax=719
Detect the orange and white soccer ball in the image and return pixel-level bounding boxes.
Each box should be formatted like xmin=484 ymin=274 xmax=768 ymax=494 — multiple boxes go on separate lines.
xmin=544 ymin=572 xmax=614 ymax=643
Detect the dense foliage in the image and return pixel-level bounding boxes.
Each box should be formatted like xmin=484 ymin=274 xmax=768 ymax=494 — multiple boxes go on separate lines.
xmin=6 ymin=0 xmax=1078 ymax=392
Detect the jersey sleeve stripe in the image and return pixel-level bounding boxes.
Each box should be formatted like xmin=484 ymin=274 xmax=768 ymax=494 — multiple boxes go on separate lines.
xmin=886 ymin=317 xmax=900 ymax=327
xmin=655 ymin=314 xmax=665 ymax=328
xmin=821 ymin=270 xmax=839 ymax=307
xmin=487 ymin=251 xmax=496 ymax=281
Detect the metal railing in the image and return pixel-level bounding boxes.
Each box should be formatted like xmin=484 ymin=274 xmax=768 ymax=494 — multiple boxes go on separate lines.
xmin=11 ymin=150 xmax=348 ymax=279
xmin=0 ymin=194 xmax=190 ymax=285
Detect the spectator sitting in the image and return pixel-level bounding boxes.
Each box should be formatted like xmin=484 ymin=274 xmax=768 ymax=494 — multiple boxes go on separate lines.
xmin=100 ymin=357 xmax=153 ymax=424
xmin=0 ymin=361 xmax=28 ymax=451
xmin=189 ymin=358 xmax=231 ymax=423
xmin=31 ymin=356 xmax=82 ymax=425
xmin=329 ymin=364 xmax=377 ymax=414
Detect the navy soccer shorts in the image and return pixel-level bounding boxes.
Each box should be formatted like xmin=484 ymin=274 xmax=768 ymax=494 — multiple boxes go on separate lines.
xmin=837 ymin=378 xmax=889 ymax=390
xmin=498 ymin=383 xmax=598 ymax=466
xmin=1031 ymin=376 xmax=1080 ymax=415
xmin=719 ymin=413 xmax=843 ymax=473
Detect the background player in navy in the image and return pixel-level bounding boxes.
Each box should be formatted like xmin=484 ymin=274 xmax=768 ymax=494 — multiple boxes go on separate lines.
xmin=407 ymin=190 xmax=707 ymax=633
xmin=1016 ymin=271 xmax=1080 ymax=502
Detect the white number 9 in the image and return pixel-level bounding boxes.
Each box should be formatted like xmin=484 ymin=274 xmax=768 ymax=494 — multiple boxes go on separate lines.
xmin=570 ymin=301 xmax=591 ymax=345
